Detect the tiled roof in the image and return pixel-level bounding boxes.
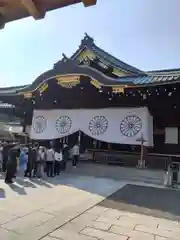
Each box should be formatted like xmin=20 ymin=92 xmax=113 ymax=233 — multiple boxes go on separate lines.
xmin=0 ymin=71 xmax=179 ymax=97
xmin=116 ymin=75 xmax=180 ymax=85
xmin=92 ymin=45 xmax=144 ymax=75
xmin=0 ymin=85 xmax=29 ymax=94
xmin=72 ymin=34 xmax=144 ymax=76
xmin=0 ymin=34 xmax=179 ymax=96
xmin=133 ymin=76 xmax=153 ymax=84
xmin=147 ymin=68 xmax=180 ymax=76
xmin=151 ymin=75 xmax=180 ymax=83
xmin=0 ymin=102 xmax=15 ymax=108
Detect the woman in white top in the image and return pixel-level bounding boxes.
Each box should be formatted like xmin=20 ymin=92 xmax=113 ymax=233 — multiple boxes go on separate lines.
xmin=54 ymin=148 xmax=62 ymax=175
xmin=38 ymin=146 xmax=46 ymax=178
xmin=71 ymin=143 xmax=80 ymax=167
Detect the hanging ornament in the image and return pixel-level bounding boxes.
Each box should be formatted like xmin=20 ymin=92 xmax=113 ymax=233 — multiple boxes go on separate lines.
xmin=143 ymin=94 xmax=147 ymax=100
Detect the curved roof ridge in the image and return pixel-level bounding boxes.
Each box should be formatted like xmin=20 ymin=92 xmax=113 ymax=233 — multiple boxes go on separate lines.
xmin=147 ymin=68 xmax=180 ymax=75
xmin=91 ymin=44 xmax=144 ymax=75
xmin=0 ymin=85 xmax=28 ymax=91
xmin=71 ymin=34 xmax=144 ymax=75
xmin=71 ymin=34 xmax=180 ymax=77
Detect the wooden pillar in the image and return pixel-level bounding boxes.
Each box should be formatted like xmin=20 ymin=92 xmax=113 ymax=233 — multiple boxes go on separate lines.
xmin=0 ymin=13 xmax=5 ymax=29
xmin=78 ymin=130 xmax=81 ymax=145
xmin=137 ymin=136 xmax=148 ymax=169
xmin=143 ymin=146 xmax=148 ymax=167
xmin=108 ymin=143 xmax=111 ymax=150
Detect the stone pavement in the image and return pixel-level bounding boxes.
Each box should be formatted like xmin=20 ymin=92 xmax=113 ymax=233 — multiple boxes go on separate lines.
xmin=66 ymin=162 xmax=164 ymax=184
xmin=0 ymin=173 xmax=123 ymax=240
xmin=0 ymin=164 xmax=178 ymax=240
xmin=47 ymin=205 xmax=179 ymax=240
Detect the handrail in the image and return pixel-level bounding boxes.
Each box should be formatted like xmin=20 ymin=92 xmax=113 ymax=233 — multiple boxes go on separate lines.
xmin=87 ymin=149 xmax=180 ymax=158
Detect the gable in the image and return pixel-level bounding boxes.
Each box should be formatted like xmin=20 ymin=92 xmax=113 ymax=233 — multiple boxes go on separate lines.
xmin=77 ymin=48 xmax=96 ymax=62
xmin=75 ymin=48 xmax=130 ymax=77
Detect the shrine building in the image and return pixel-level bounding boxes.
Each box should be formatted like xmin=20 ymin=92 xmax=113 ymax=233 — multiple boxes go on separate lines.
xmin=0 ymin=34 xmax=180 ymax=168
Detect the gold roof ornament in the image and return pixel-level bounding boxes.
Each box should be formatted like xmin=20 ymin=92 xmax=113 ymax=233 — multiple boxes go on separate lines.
xmin=23 ymin=92 xmax=32 ymax=98
xmin=112 ymin=86 xmax=125 ymax=93
xmin=56 ymin=75 xmax=80 ymax=88
xmin=112 ymin=68 xmax=128 ymax=77
xmin=90 ymin=79 xmax=101 ymax=89
xmin=38 ymin=83 xmax=48 ymax=94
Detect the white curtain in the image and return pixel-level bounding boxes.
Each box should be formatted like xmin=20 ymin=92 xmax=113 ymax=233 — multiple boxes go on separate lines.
xmin=30 ymin=107 xmax=153 ymax=146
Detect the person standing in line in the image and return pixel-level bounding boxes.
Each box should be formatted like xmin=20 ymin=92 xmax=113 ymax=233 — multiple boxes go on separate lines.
xmin=18 ymin=147 xmax=28 ymax=177
xmin=71 ymin=143 xmax=80 ymax=168
xmin=2 ymin=142 xmax=9 ymax=173
xmin=0 ymin=144 xmax=3 ymax=173
xmin=62 ymin=143 xmax=69 ymax=171
xmin=5 ymin=146 xmax=20 ymax=184
xmin=33 ymin=145 xmax=40 ymax=178
xmin=46 ymin=146 xmax=55 ymax=177
xmin=54 ymin=148 xmax=62 ymax=175
xmin=25 ymin=144 xmax=37 ymax=178
xmin=35 ymin=146 xmax=44 ymax=178
xmin=39 ymin=147 xmax=46 ymax=178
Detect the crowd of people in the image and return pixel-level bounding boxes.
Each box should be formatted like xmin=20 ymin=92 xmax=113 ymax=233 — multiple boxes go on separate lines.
xmin=0 ymin=141 xmax=80 ymax=184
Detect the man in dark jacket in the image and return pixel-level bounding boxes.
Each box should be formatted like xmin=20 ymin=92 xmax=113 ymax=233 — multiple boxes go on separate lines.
xmin=62 ymin=144 xmax=69 ymax=171
xmin=5 ymin=146 xmax=20 ymax=184
xmin=2 ymin=143 xmax=10 ymax=173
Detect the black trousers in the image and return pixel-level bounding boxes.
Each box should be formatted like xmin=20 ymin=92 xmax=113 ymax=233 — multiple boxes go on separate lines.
xmin=33 ymin=162 xmax=39 ymax=177
xmin=61 ymin=160 xmax=66 ymax=171
xmin=5 ymin=166 xmax=15 ymax=183
xmin=3 ymin=157 xmax=8 ymax=172
xmin=24 ymin=167 xmax=33 ymax=178
xmin=72 ymin=155 xmax=78 ymax=166
xmin=46 ymin=161 xmax=54 ymax=177
xmin=24 ymin=161 xmax=33 ymax=178
xmin=54 ymin=161 xmax=61 ymax=175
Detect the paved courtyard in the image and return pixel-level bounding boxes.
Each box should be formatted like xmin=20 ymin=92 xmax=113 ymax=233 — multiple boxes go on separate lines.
xmin=0 ymin=164 xmax=179 ymax=240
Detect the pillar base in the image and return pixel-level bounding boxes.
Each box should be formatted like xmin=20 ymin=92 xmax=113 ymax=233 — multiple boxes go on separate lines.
xmin=137 ymin=160 xmax=146 ymax=169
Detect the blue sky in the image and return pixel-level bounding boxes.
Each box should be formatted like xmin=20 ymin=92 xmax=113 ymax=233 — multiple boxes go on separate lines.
xmin=0 ymin=0 xmax=179 ymax=87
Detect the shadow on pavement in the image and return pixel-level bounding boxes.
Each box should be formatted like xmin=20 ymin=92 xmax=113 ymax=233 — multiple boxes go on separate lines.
xmin=30 ymin=178 xmax=53 ymax=188
xmin=98 ymin=184 xmax=180 ymax=221
xmin=1 ymin=176 xmax=55 ymax=197
xmin=9 ymin=183 xmax=27 ymax=195
xmin=0 ymin=188 xmax=5 ymax=198
xmin=15 ymin=178 xmax=37 ymax=188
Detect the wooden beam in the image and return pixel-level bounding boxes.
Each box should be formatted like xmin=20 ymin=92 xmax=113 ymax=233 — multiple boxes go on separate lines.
xmin=82 ymin=0 xmax=97 ymax=7
xmin=21 ymin=0 xmax=44 ymax=19
xmin=0 ymin=2 xmax=7 ymax=29
xmin=0 ymin=13 xmax=5 ymax=29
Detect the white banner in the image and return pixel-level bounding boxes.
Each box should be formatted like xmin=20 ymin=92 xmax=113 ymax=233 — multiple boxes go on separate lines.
xmin=30 ymin=107 xmax=153 ymax=146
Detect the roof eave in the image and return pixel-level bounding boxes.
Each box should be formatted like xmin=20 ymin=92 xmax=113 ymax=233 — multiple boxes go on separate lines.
xmin=71 ymin=34 xmax=145 ymax=76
